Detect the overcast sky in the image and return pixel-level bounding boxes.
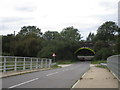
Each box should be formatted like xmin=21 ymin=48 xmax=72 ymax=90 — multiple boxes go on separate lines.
xmin=0 ymin=0 xmax=119 ymax=39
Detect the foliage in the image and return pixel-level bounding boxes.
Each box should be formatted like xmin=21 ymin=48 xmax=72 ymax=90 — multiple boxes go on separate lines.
xmin=86 ymin=32 xmax=95 ymax=41
xmin=2 ymin=21 xmax=119 ymax=62
xmin=18 ymin=26 xmax=42 ymax=37
xmin=51 ymin=65 xmax=62 ymax=69
xmin=114 ymin=28 xmax=120 ymax=54
xmin=93 ymin=48 xmax=113 ymax=60
xmin=91 ymin=60 xmax=107 ymax=64
xmin=96 ymin=65 xmax=108 ymax=69
xmin=61 ymin=26 xmax=81 ymax=41
xmin=94 ymin=21 xmax=118 ymax=42
xmin=57 ymin=60 xmax=75 ymax=64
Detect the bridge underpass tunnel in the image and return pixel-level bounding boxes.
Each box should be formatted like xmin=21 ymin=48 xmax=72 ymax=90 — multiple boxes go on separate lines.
xmin=74 ymin=47 xmax=95 ymax=61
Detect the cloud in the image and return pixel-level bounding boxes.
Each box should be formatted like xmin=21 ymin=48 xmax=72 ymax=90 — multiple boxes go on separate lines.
xmin=0 ymin=0 xmax=119 ymax=39
xmin=15 ymin=6 xmax=36 ymax=12
xmin=118 ymin=1 xmax=120 ymax=27
xmin=1 ymin=17 xmax=33 ymax=23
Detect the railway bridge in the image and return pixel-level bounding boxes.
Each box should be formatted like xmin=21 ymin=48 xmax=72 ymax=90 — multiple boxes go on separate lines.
xmin=74 ymin=47 xmax=95 ymax=61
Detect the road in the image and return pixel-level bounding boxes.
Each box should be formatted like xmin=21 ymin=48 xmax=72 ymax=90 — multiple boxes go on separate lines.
xmin=2 ymin=61 xmax=90 ymax=88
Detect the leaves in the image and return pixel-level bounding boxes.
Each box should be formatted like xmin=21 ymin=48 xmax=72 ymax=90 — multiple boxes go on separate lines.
xmin=2 ymin=21 xmax=120 ymax=61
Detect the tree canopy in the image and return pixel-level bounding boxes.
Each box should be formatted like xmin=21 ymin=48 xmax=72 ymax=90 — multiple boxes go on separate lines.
xmin=2 ymin=21 xmax=119 ymax=61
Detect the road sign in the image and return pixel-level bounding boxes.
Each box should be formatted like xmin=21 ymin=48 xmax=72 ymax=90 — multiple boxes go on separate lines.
xmin=52 ymin=53 xmax=56 ymax=57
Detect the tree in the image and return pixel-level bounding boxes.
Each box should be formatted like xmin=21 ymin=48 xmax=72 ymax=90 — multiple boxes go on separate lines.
xmin=18 ymin=26 xmax=42 ymax=37
xmin=61 ymin=26 xmax=81 ymax=41
xmin=95 ymin=21 xmax=118 ymax=42
xmin=114 ymin=28 xmax=120 ymax=54
xmin=43 ymin=31 xmax=61 ymax=40
xmin=94 ymin=48 xmax=113 ymax=60
xmin=2 ymin=34 xmax=16 ymax=56
xmin=86 ymin=32 xmax=95 ymax=41
xmin=38 ymin=26 xmax=81 ymax=60
xmin=93 ymin=40 xmax=109 ymax=51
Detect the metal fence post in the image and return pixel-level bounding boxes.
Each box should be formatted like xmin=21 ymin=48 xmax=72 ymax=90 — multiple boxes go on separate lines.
xmin=45 ymin=59 xmax=47 ymax=68
xmin=49 ymin=59 xmax=52 ymax=68
xmin=23 ymin=57 xmax=25 ymax=70
xmin=36 ymin=58 xmax=38 ymax=69
xmin=30 ymin=58 xmax=32 ymax=70
xmin=3 ymin=57 xmax=6 ymax=72
xmin=14 ymin=57 xmax=17 ymax=71
xmin=41 ymin=59 xmax=43 ymax=68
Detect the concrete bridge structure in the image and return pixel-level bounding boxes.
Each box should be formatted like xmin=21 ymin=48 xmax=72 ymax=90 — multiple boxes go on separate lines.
xmin=74 ymin=47 xmax=95 ymax=61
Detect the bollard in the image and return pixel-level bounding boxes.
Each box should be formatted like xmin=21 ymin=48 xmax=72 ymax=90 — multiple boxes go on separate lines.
xmin=23 ymin=57 xmax=25 ymax=70
xmin=49 ymin=59 xmax=52 ymax=68
xmin=30 ymin=58 xmax=32 ymax=70
xmin=14 ymin=57 xmax=17 ymax=71
xmin=36 ymin=58 xmax=38 ymax=69
xmin=40 ymin=59 xmax=43 ymax=68
xmin=3 ymin=57 xmax=6 ymax=72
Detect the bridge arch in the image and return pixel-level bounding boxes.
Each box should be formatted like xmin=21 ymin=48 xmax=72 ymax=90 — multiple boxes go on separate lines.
xmin=74 ymin=47 xmax=95 ymax=61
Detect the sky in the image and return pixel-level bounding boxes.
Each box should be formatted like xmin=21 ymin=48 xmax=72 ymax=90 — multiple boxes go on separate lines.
xmin=0 ymin=0 xmax=119 ymax=39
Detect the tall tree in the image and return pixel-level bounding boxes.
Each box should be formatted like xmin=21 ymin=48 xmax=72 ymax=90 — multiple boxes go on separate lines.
xmin=43 ymin=31 xmax=60 ymax=40
xmin=86 ymin=32 xmax=95 ymax=41
xmin=61 ymin=26 xmax=81 ymax=41
xmin=95 ymin=21 xmax=118 ymax=42
xmin=18 ymin=26 xmax=42 ymax=37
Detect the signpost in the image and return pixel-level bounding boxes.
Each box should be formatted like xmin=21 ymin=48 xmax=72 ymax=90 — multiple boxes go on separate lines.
xmin=52 ymin=53 xmax=56 ymax=62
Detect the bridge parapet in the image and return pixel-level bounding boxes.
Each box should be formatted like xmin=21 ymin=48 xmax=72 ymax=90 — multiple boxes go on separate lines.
xmin=107 ymin=55 xmax=120 ymax=81
xmin=77 ymin=56 xmax=94 ymax=61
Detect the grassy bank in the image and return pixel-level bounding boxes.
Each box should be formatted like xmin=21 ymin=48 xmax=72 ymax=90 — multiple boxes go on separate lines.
xmin=91 ymin=60 xmax=107 ymax=64
xmin=56 ymin=60 xmax=76 ymax=65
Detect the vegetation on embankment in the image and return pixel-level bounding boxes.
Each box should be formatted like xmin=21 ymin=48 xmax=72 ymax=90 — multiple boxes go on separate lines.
xmin=91 ymin=60 xmax=108 ymax=69
xmin=57 ymin=60 xmax=77 ymax=65
xmin=91 ymin=60 xmax=107 ymax=64
xmin=51 ymin=65 xmax=62 ymax=69
xmin=96 ymin=65 xmax=108 ymax=69
xmin=2 ymin=21 xmax=120 ymax=62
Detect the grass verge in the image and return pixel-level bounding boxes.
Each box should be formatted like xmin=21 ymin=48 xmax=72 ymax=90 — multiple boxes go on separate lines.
xmin=57 ymin=60 xmax=76 ymax=65
xmin=96 ymin=65 xmax=108 ymax=69
xmin=51 ymin=65 xmax=62 ymax=69
xmin=91 ymin=60 xmax=107 ymax=64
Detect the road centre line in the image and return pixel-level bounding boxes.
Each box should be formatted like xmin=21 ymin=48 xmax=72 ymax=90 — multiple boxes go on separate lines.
xmin=46 ymin=72 xmax=58 ymax=76
xmin=8 ymin=78 xmax=39 ymax=88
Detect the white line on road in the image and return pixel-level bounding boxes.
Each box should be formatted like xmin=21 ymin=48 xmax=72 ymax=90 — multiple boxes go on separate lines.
xmin=72 ymin=80 xmax=80 ymax=88
xmin=46 ymin=72 xmax=58 ymax=76
xmin=8 ymin=78 xmax=39 ymax=88
xmin=81 ymin=72 xmax=87 ymax=78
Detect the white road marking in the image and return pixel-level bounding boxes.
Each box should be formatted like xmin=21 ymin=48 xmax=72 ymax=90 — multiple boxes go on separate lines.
xmin=8 ymin=78 xmax=39 ymax=88
xmin=46 ymin=72 xmax=58 ymax=76
xmin=72 ymin=80 xmax=80 ymax=88
xmin=71 ymin=71 xmax=88 ymax=88
xmin=81 ymin=72 xmax=87 ymax=78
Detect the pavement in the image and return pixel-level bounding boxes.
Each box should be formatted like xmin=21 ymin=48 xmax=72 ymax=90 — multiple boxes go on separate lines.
xmin=74 ymin=64 xmax=119 ymax=88
xmin=2 ymin=62 xmax=90 ymax=88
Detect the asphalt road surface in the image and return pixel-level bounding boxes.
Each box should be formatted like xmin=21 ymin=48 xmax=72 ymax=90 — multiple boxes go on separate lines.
xmin=2 ymin=61 xmax=90 ymax=88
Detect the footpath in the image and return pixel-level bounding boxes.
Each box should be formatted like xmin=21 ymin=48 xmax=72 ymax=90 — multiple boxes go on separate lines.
xmin=73 ymin=64 xmax=119 ymax=88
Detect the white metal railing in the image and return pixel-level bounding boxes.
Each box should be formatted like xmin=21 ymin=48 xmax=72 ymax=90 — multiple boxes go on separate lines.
xmin=107 ymin=55 xmax=120 ymax=81
xmin=0 ymin=56 xmax=52 ymax=72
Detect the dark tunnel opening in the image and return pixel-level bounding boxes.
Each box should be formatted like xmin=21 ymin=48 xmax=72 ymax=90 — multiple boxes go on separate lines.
xmin=75 ymin=48 xmax=95 ymax=61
